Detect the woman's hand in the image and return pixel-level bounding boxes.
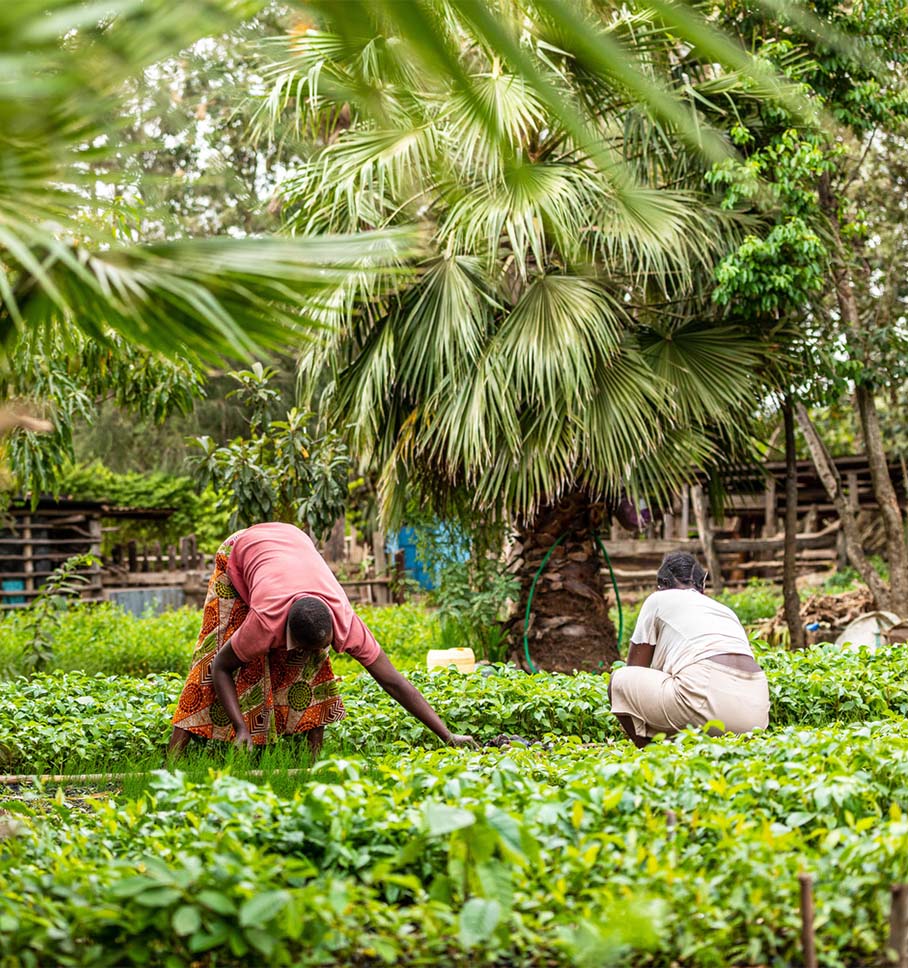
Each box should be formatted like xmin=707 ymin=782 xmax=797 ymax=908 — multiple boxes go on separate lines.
xmin=447 ymin=733 xmax=479 ymax=749
xmin=233 ymin=727 xmax=254 ymax=750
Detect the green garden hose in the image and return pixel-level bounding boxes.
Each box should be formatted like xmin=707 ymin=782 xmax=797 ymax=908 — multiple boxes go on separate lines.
xmin=521 ymin=529 xmax=623 ymax=674
xmin=593 ymin=529 xmax=624 ymax=651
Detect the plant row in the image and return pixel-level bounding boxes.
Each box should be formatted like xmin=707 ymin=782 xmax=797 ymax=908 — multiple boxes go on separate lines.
xmin=3 ymin=641 xmax=908 ymax=772
xmin=3 ymin=719 xmax=908 ymax=966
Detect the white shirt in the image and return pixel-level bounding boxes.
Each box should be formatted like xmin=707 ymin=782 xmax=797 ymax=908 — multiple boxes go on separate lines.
xmin=630 ymin=588 xmax=753 ymax=676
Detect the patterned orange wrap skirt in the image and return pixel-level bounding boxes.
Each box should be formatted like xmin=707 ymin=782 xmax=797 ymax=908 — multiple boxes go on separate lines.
xmin=172 ymin=532 xmax=346 ymax=744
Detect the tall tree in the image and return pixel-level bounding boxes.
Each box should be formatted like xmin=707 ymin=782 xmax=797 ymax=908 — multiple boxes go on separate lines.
xmin=708 ymin=0 xmax=908 ymax=610
xmin=259 ymin=5 xmax=781 ymax=671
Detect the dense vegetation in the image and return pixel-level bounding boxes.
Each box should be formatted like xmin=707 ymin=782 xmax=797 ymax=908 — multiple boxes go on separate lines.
xmin=0 ymin=585 xmax=791 ymax=680
xmin=3 ymin=637 xmax=908 ymax=773
xmin=3 ymin=599 xmax=908 ymax=966
xmin=3 ymin=718 xmax=908 ymax=966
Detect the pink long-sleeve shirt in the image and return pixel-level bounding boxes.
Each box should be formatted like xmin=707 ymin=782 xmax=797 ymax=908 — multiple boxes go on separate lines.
xmin=226 ymin=522 xmax=381 ymax=666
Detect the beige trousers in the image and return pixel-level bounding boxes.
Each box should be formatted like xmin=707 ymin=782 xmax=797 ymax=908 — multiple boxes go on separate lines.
xmin=609 ymin=659 xmax=770 ymax=740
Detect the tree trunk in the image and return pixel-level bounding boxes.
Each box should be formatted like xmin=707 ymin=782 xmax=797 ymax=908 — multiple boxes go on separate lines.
xmin=508 ymin=492 xmax=619 ymax=674
xmin=818 ymin=172 xmax=908 ymax=607
xmin=855 ymin=386 xmax=908 ymax=605
xmin=795 ymin=402 xmax=891 ymax=608
xmin=783 ymin=399 xmax=806 ymax=650
xmin=691 ymin=485 xmax=724 ymax=592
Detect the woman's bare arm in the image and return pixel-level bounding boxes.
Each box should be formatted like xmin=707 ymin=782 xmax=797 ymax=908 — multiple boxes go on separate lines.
xmin=210 ymin=642 xmax=253 ymax=747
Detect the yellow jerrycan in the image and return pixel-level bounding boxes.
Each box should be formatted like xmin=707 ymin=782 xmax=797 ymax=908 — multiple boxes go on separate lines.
xmin=426 ymin=647 xmax=476 ymax=674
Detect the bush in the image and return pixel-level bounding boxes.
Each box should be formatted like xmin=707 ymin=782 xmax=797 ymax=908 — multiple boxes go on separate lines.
xmin=0 ymin=604 xmax=199 ymax=679
xmin=715 ymin=580 xmax=784 ymax=625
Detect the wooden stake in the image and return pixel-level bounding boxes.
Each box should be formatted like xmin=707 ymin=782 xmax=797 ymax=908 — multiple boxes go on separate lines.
xmin=799 ymin=873 xmax=818 ymax=968
xmin=889 ymin=883 xmax=908 ymax=968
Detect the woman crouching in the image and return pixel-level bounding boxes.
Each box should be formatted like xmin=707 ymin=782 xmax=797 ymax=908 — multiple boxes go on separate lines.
xmin=609 ymin=551 xmax=769 ymax=748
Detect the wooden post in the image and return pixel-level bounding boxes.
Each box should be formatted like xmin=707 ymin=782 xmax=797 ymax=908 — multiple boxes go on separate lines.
xmin=141 ymin=544 xmax=150 ymax=574
xmin=188 ymin=534 xmax=199 ymax=568
xmin=372 ymin=531 xmax=389 ymax=605
xmin=691 ymin=485 xmax=724 ymax=592
xmin=798 ymin=873 xmax=817 ymax=968
xmin=179 ymin=537 xmax=191 ymax=570
xmin=393 ymin=549 xmax=406 ymax=605
xmin=88 ymin=515 xmax=103 ymax=598
xmin=890 ymin=883 xmax=908 ymax=968
xmin=783 ymin=399 xmax=806 ymax=649
xmin=22 ymin=514 xmax=33 ymax=593
xmin=680 ymin=485 xmax=690 ymax=540
xmin=127 ymin=540 xmax=138 ymax=573
xmin=150 ymin=541 xmax=161 ymax=573
xmin=763 ymin=477 xmax=778 ymax=538
xmin=663 ymin=511 xmax=674 ymax=541
xmin=168 ymin=545 xmax=178 ymax=571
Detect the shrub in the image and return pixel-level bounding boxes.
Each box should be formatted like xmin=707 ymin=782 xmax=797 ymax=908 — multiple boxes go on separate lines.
xmin=0 ymin=604 xmax=199 ymax=679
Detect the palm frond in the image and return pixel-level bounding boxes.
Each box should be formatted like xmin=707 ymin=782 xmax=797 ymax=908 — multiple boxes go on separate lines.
xmin=638 ymin=322 xmax=767 ymax=422
xmin=493 ymin=274 xmax=624 ymax=413
xmin=3 ymin=230 xmax=420 ymax=361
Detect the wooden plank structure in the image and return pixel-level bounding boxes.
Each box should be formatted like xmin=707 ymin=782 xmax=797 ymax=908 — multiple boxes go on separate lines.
xmin=0 ymin=499 xmax=395 ymax=610
xmin=0 ymin=499 xmax=176 ymax=609
xmin=605 ymin=455 xmax=905 ymax=592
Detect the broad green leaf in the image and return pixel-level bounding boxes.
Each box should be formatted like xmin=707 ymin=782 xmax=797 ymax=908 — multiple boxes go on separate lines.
xmin=458 ymin=898 xmax=502 ymax=948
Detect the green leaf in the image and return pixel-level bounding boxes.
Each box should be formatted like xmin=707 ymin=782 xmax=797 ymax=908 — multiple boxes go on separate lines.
xmin=197 ymin=890 xmax=237 ymax=916
xmin=238 ymin=890 xmax=291 ymax=928
xmin=423 ymin=801 xmax=476 ymax=837
xmin=134 ymin=887 xmax=183 ymax=908
xmin=458 ymin=898 xmax=502 ymax=949
xmin=109 ymin=876 xmax=159 ymax=898
xmin=172 ymin=905 xmax=202 ymax=937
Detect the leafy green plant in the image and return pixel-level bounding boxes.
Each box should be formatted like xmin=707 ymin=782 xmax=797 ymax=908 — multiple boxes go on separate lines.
xmin=412 ymin=522 xmax=519 ymax=662
xmin=0 ymin=603 xmax=200 ymax=679
xmin=189 ymin=363 xmax=350 ymax=539
xmin=5 ymin=719 xmax=908 ymax=966
xmin=9 ymin=641 xmax=908 ymax=773
xmin=19 ymin=554 xmax=98 ymax=673
xmin=715 ymin=580 xmax=784 ymax=626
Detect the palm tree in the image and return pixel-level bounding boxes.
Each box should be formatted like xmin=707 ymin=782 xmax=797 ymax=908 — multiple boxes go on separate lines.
xmin=259 ymin=3 xmax=778 ymax=671
xmin=0 ymin=0 xmax=417 ymax=366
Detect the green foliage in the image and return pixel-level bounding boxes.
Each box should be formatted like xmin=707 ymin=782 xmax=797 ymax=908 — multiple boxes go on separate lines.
xmin=8 ymin=642 xmax=908 ymax=772
xmin=0 ymin=671 xmax=178 ymax=772
xmin=18 ymin=554 xmax=99 ymax=673
xmin=54 ymin=461 xmax=231 ymax=553
xmin=189 ymin=363 xmax=350 ymax=539
xmin=331 ymin=603 xmax=442 ymax=676
xmin=415 ymin=526 xmax=519 ymax=662
xmin=715 ymin=580 xmax=784 ymax=626
xmin=0 ymin=604 xmax=200 ymax=679
xmin=1 ymin=0 xmax=416 ymax=365
xmin=5 ymin=718 xmax=908 ymax=965
xmin=274 ymin=11 xmax=781 ymax=524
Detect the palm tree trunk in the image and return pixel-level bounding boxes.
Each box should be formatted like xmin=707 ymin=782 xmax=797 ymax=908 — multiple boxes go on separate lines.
xmin=509 ymin=492 xmax=619 ymax=674
xmin=783 ymin=398 xmax=806 ymax=649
